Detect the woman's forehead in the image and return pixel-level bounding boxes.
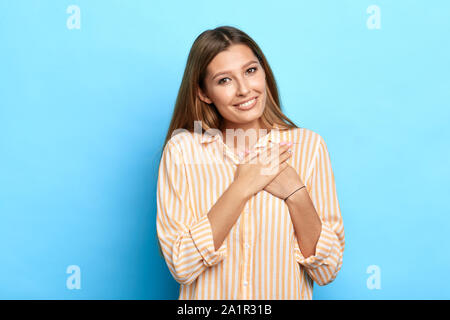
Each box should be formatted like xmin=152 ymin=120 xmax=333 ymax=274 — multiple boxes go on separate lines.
xmin=207 ymin=45 xmax=258 ymax=77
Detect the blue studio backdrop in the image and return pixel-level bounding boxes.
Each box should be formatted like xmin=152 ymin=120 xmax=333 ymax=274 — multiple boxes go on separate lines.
xmin=1 ymin=0 xmax=449 ymax=299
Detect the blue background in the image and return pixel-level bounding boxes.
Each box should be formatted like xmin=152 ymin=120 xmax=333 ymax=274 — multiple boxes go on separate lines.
xmin=1 ymin=0 xmax=449 ymax=299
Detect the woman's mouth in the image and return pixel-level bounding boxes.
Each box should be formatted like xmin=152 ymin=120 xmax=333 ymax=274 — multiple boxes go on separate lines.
xmin=234 ymin=96 xmax=258 ymax=111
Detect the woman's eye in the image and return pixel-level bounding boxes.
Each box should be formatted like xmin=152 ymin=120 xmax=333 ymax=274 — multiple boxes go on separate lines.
xmin=218 ymin=78 xmax=230 ymax=85
xmin=217 ymin=67 xmax=257 ymax=85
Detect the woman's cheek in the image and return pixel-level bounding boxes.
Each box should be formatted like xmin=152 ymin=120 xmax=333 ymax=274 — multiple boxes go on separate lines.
xmin=214 ymin=87 xmax=234 ymax=105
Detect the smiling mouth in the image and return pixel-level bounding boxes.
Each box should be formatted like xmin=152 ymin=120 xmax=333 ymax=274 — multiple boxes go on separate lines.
xmin=234 ymin=96 xmax=258 ymax=110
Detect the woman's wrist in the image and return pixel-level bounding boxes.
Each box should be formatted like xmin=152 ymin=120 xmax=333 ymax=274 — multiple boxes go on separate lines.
xmin=284 ymin=185 xmax=307 ymax=206
xmin=231 ymin=179 xmax=254 ymax=202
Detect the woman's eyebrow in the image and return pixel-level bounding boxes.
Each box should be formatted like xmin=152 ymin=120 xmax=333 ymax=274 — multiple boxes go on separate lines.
xmin=212 ymin=60 xmax=259 ymax=80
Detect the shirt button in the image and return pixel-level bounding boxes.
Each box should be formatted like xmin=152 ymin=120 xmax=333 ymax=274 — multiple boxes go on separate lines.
xmin=244 ymin=208 xmax=249 ymax=214
xmin=243 ymin=281 xmax=248 ymax=286
xmin=245 ymin=243 xmax=250 ymax=249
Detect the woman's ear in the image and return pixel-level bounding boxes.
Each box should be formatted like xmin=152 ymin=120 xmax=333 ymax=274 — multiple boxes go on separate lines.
xmin=197 ymin=87 xmax=212 ymax=104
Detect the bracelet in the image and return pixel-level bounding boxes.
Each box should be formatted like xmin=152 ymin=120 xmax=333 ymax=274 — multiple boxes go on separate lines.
xmin=283 ymin=185 xmax=306 ymax=201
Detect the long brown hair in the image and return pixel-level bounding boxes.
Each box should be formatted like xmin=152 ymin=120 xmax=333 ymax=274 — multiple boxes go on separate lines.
xmin=161 ymin=25 xmax=299 ymax=153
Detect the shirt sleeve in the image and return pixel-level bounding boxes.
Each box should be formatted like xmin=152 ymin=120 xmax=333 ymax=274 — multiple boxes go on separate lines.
xmin=156 ymin=140 xmax=227 ymax=285
xmin=293 ymin=135 xmax=345 ymax=286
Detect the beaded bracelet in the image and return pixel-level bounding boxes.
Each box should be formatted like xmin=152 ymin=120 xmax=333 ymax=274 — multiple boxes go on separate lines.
xmin=283 ymin=185 xmax=306 ymax=201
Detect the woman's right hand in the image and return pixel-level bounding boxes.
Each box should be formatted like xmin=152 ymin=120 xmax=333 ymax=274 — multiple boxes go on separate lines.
xmin=233 ymin=142 xmax=293 ymax=199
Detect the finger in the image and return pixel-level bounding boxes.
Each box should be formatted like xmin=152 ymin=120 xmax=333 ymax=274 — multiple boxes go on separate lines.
xmin=277 ymin=161 xmax=289 ymax=172
xmin=266 ymin=157 xmax=289 ymax=175
xmin=266 ymin=145 xmax=292 ymax=165
xmin=244 ymin=148 xmax=262 ymax=163
xmin=280 ymin=149 xmax=292 ymax=162
xmin=252 ymin=147 xmax=272 ymax=164
xmin=254 ymin=141 xmax=291 ymax=153
xmin=281 ymin=149 xmax=293 ymax=163
xmin=264 ymin=152 xmax=291 ymax=173
xmin=254 ymin=143 xmax=291 ymax=164
xmin=278 ymin=143 xmax=292 ymax=154
xmin=247 ymin=149 xmax=262 ymax=159
xmin=277 ymin=149 xmax=293 ymax=165
xmin=263 ymin=143 xmax=289 ymax=159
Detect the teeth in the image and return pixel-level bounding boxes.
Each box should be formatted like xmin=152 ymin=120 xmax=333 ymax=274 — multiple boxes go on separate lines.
xmin=238 ymin=98 xmax=256 ymax=107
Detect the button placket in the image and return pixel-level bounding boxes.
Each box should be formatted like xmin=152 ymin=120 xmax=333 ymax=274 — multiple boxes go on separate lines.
xmin=242 ymin=203 xmax=251 ymax=298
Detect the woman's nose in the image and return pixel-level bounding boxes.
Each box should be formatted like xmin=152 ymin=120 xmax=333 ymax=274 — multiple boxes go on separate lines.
xmin=236 ymin=78 xmax=250 ymax=96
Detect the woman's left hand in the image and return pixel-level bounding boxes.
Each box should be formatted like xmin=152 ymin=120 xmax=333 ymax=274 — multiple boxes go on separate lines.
xmin=263 ymin=162 xmax=305 ymax=200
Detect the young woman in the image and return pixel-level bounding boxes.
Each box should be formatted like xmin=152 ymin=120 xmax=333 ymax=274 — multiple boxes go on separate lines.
xmin=156 ymin=26 xmax=344 ymax=300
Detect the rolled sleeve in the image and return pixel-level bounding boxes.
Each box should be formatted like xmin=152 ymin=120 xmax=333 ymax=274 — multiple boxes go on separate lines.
xmin=294 ymin=223 xmax=340 ymax=269
xmin=189 ymin=215 xmax=227 ymax=267
xmin=157 ymin=140 xmax=228 ymax=285
xmin=293 ymin=135 xmax=345 ymax=286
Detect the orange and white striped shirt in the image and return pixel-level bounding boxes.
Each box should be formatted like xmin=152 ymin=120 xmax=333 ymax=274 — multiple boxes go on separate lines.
xmin=156 ymin=125 xmax=344 ymax=299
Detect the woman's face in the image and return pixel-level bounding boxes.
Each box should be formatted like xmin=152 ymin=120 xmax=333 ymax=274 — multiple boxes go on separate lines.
xmin=198 ymin=44 xmax=267 ymax=130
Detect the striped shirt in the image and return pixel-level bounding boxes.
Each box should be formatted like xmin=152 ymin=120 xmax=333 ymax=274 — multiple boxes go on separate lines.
xmin=156 ymin=125 xmax=345 ymax=299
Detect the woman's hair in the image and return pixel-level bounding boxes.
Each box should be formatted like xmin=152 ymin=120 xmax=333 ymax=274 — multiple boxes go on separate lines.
xmin=161 ymin=25 xmax=299 ymax=151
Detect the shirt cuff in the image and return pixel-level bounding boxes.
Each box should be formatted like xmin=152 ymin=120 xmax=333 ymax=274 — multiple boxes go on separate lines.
xmin=294 ymin=223 xmax=336 ymax=269
xmin=189 ymin=215 xmax=227 ymax=267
